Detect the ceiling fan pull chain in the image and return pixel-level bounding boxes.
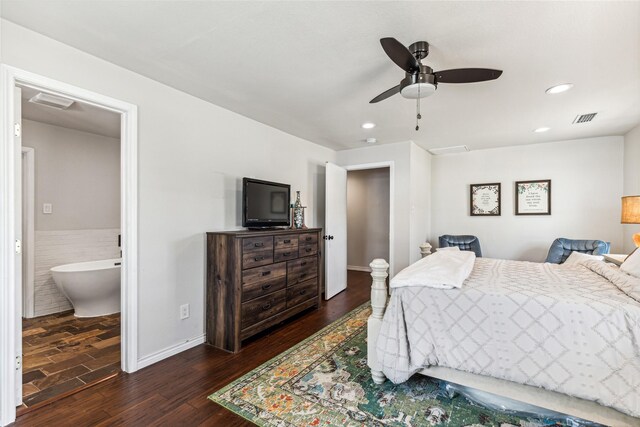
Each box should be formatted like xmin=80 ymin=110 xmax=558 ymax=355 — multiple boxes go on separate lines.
xmin=415 ymin=85 xmax=421 ymax=131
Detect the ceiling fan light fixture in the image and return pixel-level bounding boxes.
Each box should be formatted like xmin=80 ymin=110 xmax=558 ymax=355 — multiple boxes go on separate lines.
xmin=545 ymin=83 xmax=573 ymax=94
xmin=400 ymin=82 xmax=436 ymax=99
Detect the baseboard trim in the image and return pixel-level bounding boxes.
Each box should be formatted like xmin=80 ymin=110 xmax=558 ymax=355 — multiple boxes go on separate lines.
xmin=137 ymin=333 xmax=205 ymax=370
xmin=347 ymin=265 xmax=371 ymax=272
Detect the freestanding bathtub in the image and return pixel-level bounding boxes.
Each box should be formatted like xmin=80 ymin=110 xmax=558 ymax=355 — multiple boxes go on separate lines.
xmin=51 ymin=258 xmax=121 ymax=317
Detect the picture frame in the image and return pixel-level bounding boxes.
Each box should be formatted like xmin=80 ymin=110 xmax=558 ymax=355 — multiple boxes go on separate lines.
xmin=470 ymin=183 xmax=501 ymax=216
xmin=515 ymin=179 xmax=551 ymax=215
xmin=270 ymin=191 xmax=287 ymax=214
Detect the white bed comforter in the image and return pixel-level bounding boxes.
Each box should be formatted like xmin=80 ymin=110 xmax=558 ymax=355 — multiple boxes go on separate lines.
xmin=376 ymin=258 xmax=640 ymax=417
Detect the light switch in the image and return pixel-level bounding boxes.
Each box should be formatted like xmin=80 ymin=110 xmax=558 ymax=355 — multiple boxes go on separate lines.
xmin=43 ymin=203 xmax=52 ymax=214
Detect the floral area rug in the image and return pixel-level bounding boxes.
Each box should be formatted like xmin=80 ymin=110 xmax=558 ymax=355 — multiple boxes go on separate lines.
xmin=209 ymin=303 xmax=603 ymax=427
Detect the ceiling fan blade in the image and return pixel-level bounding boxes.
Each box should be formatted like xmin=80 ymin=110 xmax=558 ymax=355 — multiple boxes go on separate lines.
xmin=435 ymin=68 xmax=503 ymax=83
xmin=370 ymin=85 xmax=401 ymax=103
xmin=380 ymin=38 xmax=420 ymax=73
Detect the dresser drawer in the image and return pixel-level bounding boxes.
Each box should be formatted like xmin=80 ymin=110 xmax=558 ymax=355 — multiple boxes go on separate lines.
xmin=287 ymin=278 xmax=318 ymax=307
xmin=242 ymin=249 xmax=273 ymax=269
xmin=287 ymin=256 xmax=318 ymax=285
xmin=274 ymin=247 xmax=299 ymax=262
xmin=298 ymin=243 xmax=317 ymax=257
xmin=243 ymin=262 xmax=286 ymax=286
xmin=242 ymin=236 xmax=273 ymax=253
xmin=241 ymin=290 xmax=287 ymax=330
xmin=275 ymin=234 xmax=299 ymax=249
xmin=242 ymin=275 xmax=286 ymax=302
xmin=298 ymin=233 xmax=317 ymax=245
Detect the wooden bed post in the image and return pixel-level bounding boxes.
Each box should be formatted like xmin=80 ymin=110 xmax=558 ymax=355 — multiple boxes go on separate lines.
xmin=367 ymin=258 xmax=389 ymax=384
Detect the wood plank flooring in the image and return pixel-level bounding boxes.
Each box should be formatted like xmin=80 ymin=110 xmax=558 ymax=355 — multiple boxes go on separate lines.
xmin=21 ymin=311 xmax=121 ymax=411
xmin=12 ymin=271 xmax=371 ymax=426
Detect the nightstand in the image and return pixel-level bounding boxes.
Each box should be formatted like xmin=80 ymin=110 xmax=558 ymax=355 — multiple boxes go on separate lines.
xmin=603 ymin=254 xmax=628 ymax=266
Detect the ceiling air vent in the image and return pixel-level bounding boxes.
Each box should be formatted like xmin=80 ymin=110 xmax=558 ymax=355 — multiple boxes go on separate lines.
xmin=29 ymin=92 xmax=74 ymax=110
xmin=573 ymin=113 xmax=597 ymax=124
xmin=428 ymin=145 xmax=469 ymax=155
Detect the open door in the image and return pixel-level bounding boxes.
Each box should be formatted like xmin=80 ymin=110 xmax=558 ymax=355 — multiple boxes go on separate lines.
xmin=324 ymin=162 xmax=347 ymax=299
xmin=14 ymin=86 xmax=23 ymax=406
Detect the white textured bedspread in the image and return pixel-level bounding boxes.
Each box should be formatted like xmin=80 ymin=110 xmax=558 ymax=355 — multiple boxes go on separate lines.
xmin=376 ymin=258 xmax=640 ymax=417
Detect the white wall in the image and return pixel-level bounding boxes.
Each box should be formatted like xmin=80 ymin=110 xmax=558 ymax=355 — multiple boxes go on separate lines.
xmin=346 ymin=168 xmax=389 ymax=270
xmin=409 ymin=143 xmax=432 ymax=264
xmin=624 ymin=124 xmax=640 ymax=254
xmin=1 ymin=20 xmax=336 ymax=361
xmin=431 ymin=136 xmax=625 ymax=261
xmin=23 ymin=120 xmax=121 ymax=231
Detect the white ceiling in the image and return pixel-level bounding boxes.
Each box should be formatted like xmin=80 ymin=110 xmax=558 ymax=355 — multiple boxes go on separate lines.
xmin=3 ymin=1 xmax=639 ymax=151
xmin=20 ymin=86 xmax=121 ymax=138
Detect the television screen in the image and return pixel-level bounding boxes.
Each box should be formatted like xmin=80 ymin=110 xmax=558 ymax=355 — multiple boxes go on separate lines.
xmin=243 ymin=178 xmax=291 ymax=227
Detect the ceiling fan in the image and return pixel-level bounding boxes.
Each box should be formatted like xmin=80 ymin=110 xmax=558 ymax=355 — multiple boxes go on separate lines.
xmin=370 ymin=37 xmax=503 ymax=129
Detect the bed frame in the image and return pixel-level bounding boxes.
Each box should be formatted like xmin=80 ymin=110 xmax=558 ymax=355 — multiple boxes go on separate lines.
xmin=366 ymin=257 xmax=638 ymax=427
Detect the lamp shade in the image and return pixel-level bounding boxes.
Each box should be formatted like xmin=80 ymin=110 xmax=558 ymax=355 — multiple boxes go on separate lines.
xmin=621 ymin=195 xmax=640 ymax=224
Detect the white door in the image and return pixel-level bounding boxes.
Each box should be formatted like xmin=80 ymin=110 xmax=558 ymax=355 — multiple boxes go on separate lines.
xmin=324 ymin=162 xmax=347 ymax=299
xmin=14 ymin=87 xmax=23 ymax=406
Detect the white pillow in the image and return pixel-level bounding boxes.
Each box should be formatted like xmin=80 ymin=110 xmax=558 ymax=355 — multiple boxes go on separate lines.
xmin=620 ymin=248 xmax=640 ymax=279
xmin=563 ymin=251 xmax=604 ymax=265
xmin=436 ymin=246 xmax=460 ymax=252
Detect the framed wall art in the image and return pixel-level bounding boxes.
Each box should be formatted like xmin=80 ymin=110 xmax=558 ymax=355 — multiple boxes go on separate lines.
xmin=470 ymin=183 xmax=501 ymax=216
xmin=515 ymin=179 xmax=551 ymax=215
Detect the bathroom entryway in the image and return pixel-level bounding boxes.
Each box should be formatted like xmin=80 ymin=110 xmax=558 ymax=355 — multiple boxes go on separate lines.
xmin=21 ymin=311 xmax=120 ymax=409
xmin=17 ymin=84 xmax=123 ymax=412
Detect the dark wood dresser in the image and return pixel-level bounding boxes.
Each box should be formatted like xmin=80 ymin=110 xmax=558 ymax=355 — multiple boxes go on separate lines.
xmin=206 ymin=228 xmax=322 ymax=352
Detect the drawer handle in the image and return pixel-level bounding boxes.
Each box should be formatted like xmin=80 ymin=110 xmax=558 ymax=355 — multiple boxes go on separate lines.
xmin=305 ymin=248 xmax=312 ymax=252
xmin=306 ymin=237 xmax=312 ymax=241
xmin=283 ymin=252 xmax=291 ymax=256
xmin=261 ymin=302 xmax=271 ymax=311
xmin=301 ymin=262 xmax=307 ymax=266
xmin=254 ymin=242 xmax=264 ymax=248
xmin=283 ymin=239 xmax=291 ymax=243
xmin=254 ymin=256 xmax=264 ymax=261
xmin=261 ymin=271 xmax=271 ymax=277
xmin=261 ymin=284 xmax=272 ymax=291
xmin=299 ymin=289 xmax=307 ymax=295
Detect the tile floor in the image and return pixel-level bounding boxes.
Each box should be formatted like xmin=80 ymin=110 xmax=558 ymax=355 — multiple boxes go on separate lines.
xmin=21 ymin=310 xmax=120 ymax=409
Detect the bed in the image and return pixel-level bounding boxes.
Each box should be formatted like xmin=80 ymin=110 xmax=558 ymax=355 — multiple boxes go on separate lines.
xmin=366 ymin=251 xmax=640 ymax=426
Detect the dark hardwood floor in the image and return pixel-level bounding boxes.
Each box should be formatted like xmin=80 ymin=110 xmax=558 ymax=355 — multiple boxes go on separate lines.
xmin=12 ymin=270 xmax=372 ymax=426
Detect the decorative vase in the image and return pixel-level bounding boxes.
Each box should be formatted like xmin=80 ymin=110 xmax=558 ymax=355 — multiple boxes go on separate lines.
xmin=292 ymin=191 xmax=306 ymax=229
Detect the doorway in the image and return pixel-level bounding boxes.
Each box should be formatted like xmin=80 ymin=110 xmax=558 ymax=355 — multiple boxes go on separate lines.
xmin=0 ymin=65 xmax=138 ymax=425
xmin=346 ymin=168 xmax=390 ymax=273
xmin=18 ymin=86 xmax=123 ymax=410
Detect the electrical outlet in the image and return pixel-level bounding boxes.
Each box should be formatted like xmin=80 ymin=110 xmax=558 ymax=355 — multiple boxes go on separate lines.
xmin=43 ymin=203 xmax=52 ymax=214
xmin=180 ymin=303 xmax=190 ymax=320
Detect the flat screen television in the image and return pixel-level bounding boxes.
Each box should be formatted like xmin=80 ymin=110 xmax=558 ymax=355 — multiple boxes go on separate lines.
xmin=242 ymin=178 xmax=291 ymax=228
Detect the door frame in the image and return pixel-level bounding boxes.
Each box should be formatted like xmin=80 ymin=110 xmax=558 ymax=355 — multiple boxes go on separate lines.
xmin=344 ymin=161 xmax=395 ymax=278
xmin=0 ymin=65 xmax=139 ymax=426
xmin=21 ymin=147 xmax=35 ymax=319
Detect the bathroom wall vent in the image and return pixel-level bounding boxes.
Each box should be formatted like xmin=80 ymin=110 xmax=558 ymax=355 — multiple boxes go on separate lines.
xmin=29 ymin=92 xmax=75 ymax=110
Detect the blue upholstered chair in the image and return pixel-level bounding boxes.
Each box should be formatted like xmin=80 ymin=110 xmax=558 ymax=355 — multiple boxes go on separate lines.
xmin=544 ymin=238 xmax=610 ymax=264
xmin=438 ymin=235 xmax=482 ymax=257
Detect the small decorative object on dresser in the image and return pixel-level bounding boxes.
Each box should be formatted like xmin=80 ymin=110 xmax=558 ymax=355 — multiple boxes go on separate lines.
xmin=206 ymin=228 xmax=321 ymax=352
xmin=515 ymin=179 xmax=551 ymax=215
xmin=291 ymin=190 xmax=307 ymax=229
xmin=470 ymin=183 xmax=501 ymax=216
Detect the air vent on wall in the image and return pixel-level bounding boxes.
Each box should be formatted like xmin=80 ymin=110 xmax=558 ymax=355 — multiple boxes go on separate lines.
xmin=29 ymin=92 xmax=74 ymax=110
xmin=428 ymin=145 xmax=469 ymax=155
xmin=573 ymin=112 xmax=597 ymax=124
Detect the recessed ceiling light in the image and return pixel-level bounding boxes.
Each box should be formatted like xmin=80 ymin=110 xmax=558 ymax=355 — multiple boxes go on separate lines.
xmin=545 ymin=83 xmax=573 ymax=94
xmin=534 ymin=127 xmax=550 ymax=133
xmin=365 ymin=137 xmax=377 ymax=144
xmin=361 ymin=122 xmax=376 ymax=129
